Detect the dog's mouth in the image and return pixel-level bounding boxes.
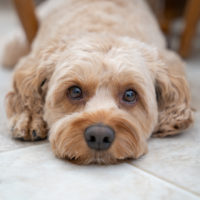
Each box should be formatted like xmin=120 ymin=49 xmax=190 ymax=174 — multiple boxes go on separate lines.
xmin=63 ymin=151 xmax=133 ymax=165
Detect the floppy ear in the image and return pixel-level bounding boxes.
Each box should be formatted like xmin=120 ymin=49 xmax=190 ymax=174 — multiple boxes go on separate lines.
xmin=6 ymin=49 xmax=57 ymax=119
xmin=13 ymin=55 xmax=54 ymax=103
xmin=152 ymin=49 xmax=193 ymax=137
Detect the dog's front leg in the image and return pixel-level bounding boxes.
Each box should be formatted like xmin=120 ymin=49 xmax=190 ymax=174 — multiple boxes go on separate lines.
xmin=5 ymin=56 xmax=49 ymax=141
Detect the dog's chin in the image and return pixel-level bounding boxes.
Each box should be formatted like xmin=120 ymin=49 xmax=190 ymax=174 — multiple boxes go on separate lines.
xmin=62 ymin=151 xmax=133 ymax=165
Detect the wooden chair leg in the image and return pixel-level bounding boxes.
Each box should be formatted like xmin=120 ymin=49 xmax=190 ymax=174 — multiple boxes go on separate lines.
xmin=179 ymin=0 xmax=200 ymax=58
xmin=13 ymin=0 xmax=39 ymax=45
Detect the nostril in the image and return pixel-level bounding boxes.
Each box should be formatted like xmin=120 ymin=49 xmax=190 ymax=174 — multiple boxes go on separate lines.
xmin=103 ymin=136 xmax=110 ymax=143
xmin=89 ymin=135 xmax=96 ymax=142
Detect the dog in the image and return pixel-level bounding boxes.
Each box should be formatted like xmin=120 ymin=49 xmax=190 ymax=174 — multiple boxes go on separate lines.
xmin=3 ymin=0 xmax=193 ymax=164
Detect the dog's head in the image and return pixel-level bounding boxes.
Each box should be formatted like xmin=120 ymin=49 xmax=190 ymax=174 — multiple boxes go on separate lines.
xmin=41 ymin=35 xmax=193 ymax=164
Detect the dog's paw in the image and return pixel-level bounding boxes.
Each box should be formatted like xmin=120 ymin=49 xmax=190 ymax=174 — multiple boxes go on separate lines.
xmin=9 ymin=111 xmax=48 ymax=141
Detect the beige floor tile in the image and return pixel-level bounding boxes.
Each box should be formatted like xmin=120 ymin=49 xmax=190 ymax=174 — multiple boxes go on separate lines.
xmin=132 ymin=117 xmax=200 ymax=195
xmin=0 ymin=144 xmax=199 ymax=200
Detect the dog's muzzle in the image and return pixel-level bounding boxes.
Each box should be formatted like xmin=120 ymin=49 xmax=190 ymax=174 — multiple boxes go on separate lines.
xmin=84 ymin=124 xmax=115 ymax=150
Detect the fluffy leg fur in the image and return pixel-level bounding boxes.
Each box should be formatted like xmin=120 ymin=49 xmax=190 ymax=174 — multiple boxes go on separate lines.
xmin=5 ymin=55 xmax=49 ymax=141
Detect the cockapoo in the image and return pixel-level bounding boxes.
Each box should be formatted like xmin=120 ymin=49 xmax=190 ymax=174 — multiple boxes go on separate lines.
xmin=3 ymin=0 xmax=193 ymax=164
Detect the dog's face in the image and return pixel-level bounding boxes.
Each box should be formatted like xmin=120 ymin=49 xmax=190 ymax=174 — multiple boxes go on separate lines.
xmin=43 ymin=36 xmax=159 ymax=164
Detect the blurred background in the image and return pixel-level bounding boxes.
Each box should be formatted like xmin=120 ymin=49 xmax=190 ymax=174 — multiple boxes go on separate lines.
xmin=0 ymin=0 xmax=199 ymax=59
xmin=148 ymin=0 xmax=200 ymax=58
xmin=0 ymin=0 xmax=199 ymax=106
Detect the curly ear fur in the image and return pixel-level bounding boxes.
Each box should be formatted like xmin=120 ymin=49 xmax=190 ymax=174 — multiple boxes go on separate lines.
xmin=152 ymin=50 xmax=193 ymax=137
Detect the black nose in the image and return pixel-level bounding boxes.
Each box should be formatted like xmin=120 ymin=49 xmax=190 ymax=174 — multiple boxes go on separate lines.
xmin=84 ymin=124 xmax=115 ymax=150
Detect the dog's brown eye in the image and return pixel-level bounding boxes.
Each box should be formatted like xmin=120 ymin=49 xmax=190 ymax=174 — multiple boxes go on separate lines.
xmin=122 ymin=89 xmax=137 ymax=103
xmin=68 ymin=86 xmax=83 ymax=99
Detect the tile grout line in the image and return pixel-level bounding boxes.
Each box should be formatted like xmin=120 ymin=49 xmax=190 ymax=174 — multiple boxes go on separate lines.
xmin=0 ymin=142 xmax=49 ymax=155
xmin=0 ymin=141 xmax=199 ymax=198
xmin=127 ymin=162 xmax=200 ymax=197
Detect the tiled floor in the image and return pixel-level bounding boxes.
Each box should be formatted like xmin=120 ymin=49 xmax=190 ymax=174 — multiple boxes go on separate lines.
xmin=0 ymin=1 xmax=200 ymax=200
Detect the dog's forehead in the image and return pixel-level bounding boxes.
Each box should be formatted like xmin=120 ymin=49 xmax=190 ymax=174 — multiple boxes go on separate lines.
xmin=53 ymin=43 xmax=151 ymax=86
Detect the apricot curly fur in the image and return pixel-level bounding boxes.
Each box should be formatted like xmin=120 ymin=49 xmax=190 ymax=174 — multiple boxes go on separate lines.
xmin=4 ymin=0 xmax=193 ymax=164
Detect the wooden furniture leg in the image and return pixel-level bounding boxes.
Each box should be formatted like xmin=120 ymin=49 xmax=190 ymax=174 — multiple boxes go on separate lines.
xmin=13 ymin=0 xmax=39 ymax=44
xmin=179 ymin=0 xmax=200 ymax=58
